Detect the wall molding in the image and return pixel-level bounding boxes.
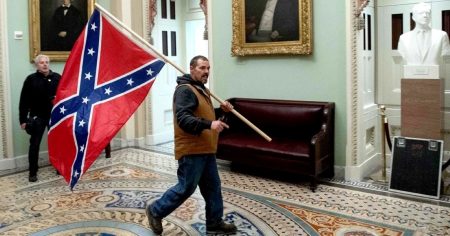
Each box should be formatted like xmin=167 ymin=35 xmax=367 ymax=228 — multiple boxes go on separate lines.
xmin=0 ymin=0 xmax=13 ymax=160
xmin=345 ymin=153 xmax=381 ymax=181
xmin=0 ymin=152 xmax=49 ymax=171
xmin=348 ymin=0 xmax=360 ymax=166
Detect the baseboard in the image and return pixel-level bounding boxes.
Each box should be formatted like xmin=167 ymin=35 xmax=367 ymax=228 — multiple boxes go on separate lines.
xmin=0 ymin=156 xmax=19 ymax=170
xmin=112 ymin=137 xmax=145 ymax=148
xmin=333 ymin=166 xmax=345 ymax=179
xmin=344 ymin=153 xmax=386 ymax=181
xmin=146 ymin=131 xmax=173 ymax=145
xmin=0 ymin=152 xmax=49 ymax=171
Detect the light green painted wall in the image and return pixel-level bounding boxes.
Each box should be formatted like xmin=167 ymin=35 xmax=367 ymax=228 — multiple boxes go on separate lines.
xmin=210 ymin=1 xmax=347 ymax=165
xmin=8 ymin=0 xmax=110 ymax=157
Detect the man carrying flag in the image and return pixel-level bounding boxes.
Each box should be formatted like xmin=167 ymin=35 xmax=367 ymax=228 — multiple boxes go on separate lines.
xmin=145 ymin=56 xmax=237 ymax=235
xmin=48 ymin=7 xmax=165 ymax=189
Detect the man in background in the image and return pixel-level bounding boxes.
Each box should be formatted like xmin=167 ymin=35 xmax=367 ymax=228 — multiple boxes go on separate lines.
xmin=19 ymin=55 xmax=61 ymax=182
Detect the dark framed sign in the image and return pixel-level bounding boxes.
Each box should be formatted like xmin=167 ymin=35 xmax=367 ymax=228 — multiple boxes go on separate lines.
xmin=389 ymin=137 xmax=443 ymax=199
xmin=231 ymin=0 xmax=312 ymax=56
xmin=29 ymin=0 xmax=94 ymax=61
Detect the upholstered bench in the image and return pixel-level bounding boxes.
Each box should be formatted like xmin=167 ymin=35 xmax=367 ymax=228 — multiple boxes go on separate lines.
xmin=216 ymin=98 xmax=335 ymax=192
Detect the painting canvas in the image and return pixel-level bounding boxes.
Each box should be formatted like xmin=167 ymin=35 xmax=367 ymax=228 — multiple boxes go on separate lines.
xmin=232 ymin=0 xmax=312 ymax=56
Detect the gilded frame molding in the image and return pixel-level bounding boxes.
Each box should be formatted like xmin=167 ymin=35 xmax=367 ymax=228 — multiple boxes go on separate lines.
xmin=355 ymin=0 xmax=369 ymax=17
xmin=28 ymin=0 xmax=94 ymax=62
xmin=231 ymin=0 xmax=312 ymax=56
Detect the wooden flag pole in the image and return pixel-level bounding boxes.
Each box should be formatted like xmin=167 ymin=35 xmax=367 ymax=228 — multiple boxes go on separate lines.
xmin=95 ymin=4 xmax=272 ymax=142
xmin=208 ymin=93 xmax=271 ymax=141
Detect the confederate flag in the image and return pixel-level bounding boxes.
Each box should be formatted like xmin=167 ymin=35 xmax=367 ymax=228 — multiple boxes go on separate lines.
xmin=48 ymin=8 xmax=165 ymax=189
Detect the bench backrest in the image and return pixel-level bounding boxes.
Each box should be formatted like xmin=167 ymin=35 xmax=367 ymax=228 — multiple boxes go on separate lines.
xmin=226 ymin=98 xmax=333 ymax=139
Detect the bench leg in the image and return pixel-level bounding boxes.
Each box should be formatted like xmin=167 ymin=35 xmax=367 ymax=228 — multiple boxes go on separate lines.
xmin=309 ymin=177 xmax=317 ymax=192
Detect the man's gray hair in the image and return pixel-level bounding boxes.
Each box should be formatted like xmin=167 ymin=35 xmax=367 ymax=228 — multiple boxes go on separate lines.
xmin=34 ymin=54 xmax=49 ymax=65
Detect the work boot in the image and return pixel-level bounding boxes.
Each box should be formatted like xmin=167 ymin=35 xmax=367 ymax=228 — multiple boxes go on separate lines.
xmin=145 ymin=205 xmax=163 ymax=235
xmin=206 ymin=221 xmax=237 ymax=234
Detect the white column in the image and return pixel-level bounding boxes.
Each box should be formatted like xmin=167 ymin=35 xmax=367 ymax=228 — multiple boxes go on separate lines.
xmin=110 ymin=0 xmax=136 ymax=147
xmin=110 ymin=0 xmax=149 ymax=148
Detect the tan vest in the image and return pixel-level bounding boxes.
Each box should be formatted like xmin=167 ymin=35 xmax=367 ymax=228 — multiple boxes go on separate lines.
xmin=174 ymin=84 xmax=218 ymax=160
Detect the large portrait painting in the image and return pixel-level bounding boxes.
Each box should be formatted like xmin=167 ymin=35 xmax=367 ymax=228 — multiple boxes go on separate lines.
xmin=29 ymin=0 xmax=94 ymax=61
xmin=231 ymin=0 xmax=312 ymax=56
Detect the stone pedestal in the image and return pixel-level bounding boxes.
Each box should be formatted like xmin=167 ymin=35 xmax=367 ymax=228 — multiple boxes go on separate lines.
xmin=401 ymin=78 xmax=444 ymax=140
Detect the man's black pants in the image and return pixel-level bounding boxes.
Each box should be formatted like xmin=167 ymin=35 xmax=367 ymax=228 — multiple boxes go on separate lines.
xmin=28 ymin=118 xmax=48 ymax=177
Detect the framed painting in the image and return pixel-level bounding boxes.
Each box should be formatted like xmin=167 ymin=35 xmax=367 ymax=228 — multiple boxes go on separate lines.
xmin=231 ymin=0 xmax=312 ymax=56
xmin=29 ymin=0 xmax=95 ymax=61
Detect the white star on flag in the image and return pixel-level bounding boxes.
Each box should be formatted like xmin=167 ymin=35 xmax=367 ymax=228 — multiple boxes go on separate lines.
xmin=105 ymin=87 xmax=112 ymax=95
xmin=59 ymin=106 xmax=67 ymax=114
xmin=85 ymin=72 xmax=93 ymax=80
xmin=127 ymin=78 xmax=134 ymax=86
xmin=91 ymin=23 xmax=97 ymax=31
xmin=87 ymin=48 xmax=95 ymax=56
xmin=79 ymin=120 xmax=86 ymax=127
xmin=82 ymin=97 xmax=90 ymax=104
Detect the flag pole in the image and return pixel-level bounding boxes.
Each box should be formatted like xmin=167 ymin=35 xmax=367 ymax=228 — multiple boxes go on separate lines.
xmin=94 ymin=4 xmax=272 ymax=142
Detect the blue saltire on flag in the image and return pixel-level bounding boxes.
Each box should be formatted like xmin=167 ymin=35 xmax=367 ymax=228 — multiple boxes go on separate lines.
xmin=48 ymin=8 xmax=165 ymax=189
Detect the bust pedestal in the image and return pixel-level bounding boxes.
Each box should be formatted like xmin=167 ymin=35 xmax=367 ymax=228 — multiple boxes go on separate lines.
xmin=401 ymin=66 xmax=443 ymax=140
xmin=403 ymin=65 xmax=439 ymax=79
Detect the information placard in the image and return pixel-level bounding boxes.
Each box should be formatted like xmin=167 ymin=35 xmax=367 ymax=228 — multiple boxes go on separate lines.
xmin=389 ymin=136 xmax=443 ymax=199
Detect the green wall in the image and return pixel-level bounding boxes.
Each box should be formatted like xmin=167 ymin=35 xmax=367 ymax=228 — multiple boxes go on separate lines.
xmin=210 ymin=1 xmax=347 ymax=165
xmin=8 ymin=0 xmax=110 ymax=157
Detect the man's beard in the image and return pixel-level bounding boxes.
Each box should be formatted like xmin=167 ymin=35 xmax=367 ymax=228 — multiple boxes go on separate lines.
xmin=201 ymin=75 xmax=209 ymax=83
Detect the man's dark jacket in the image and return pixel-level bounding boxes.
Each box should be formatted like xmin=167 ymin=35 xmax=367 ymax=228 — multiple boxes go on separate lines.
xmin=19 ymin=70 xmax=61 ymax=124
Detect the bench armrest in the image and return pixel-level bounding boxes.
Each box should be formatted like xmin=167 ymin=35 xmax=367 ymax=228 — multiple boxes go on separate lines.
xmin=310 ymin=105 xmax=334 ymax=161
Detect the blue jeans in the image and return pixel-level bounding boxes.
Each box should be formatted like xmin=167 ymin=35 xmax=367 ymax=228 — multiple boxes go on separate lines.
xmin=150 ymin=154 xmax=224 ymax=226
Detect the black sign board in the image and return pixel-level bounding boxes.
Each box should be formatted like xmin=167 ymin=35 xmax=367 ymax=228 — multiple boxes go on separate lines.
xmin=389 ymin=137 xmax=443 ymax=199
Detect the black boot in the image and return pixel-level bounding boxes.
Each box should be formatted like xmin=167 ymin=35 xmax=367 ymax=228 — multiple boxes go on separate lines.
xmin=206 ymin=221 xmax=237 ymax=234
xmin=145 ymin=205 xmax=163 ymax=235
xmin=105 ymin=143 xmax=111 ymax=159
xmin=29 ymin=175 xmax=37 ymax=182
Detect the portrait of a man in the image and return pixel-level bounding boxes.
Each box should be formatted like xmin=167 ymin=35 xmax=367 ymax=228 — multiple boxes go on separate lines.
xmin=39 ymin=0 xmax=88 ymax=51
xmin=245 ymin=0 xmax=299 ymax=43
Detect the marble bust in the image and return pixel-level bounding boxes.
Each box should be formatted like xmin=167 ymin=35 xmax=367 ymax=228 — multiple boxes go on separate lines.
xmin=397 ymin=2 xmax=450 ymax=66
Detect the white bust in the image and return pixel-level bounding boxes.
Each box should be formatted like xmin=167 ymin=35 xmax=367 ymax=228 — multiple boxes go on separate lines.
xmin=397 ymin=2 xmax=450 ymax=65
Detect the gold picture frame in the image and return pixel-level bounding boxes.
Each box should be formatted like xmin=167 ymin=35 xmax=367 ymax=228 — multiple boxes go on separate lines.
xmin=29 ymin=0 xmax=95 ymax=62
xmin=355 ymin=0 xmax=369 ymax=17
xmin=231 ymin=0 xmax=312 ymax=56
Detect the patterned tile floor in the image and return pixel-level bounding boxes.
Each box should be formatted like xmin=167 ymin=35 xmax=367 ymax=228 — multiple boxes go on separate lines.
xmin=0 ymin=145 xmax=449 ymax=235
